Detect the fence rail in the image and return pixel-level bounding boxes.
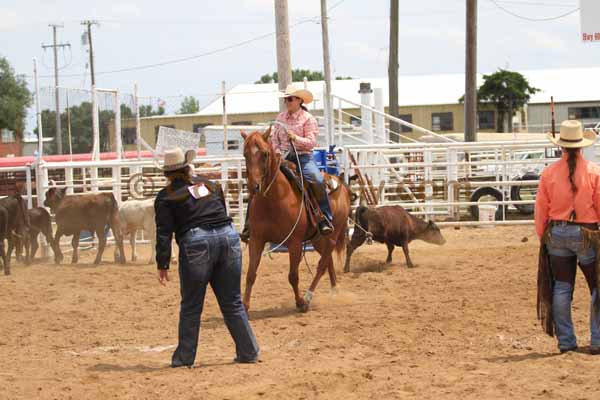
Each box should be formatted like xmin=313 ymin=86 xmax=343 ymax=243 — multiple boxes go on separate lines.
xmin=3 ymin=139 xmax=599 ymax=257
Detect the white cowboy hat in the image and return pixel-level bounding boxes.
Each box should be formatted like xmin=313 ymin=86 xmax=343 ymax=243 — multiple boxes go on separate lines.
xmin=278 ymin=84 xmax=314 ymax=105
xmin=548 ymin=120 xmax=596 ymax=148
xmin=162 ymin=147 xmax=196 ymax=171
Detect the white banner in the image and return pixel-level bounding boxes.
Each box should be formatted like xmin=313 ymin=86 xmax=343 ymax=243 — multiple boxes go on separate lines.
xmin=155 ymin=126 xmax=201 ymax=156
xmin=581 ymin=0 xmax=600 ymax=43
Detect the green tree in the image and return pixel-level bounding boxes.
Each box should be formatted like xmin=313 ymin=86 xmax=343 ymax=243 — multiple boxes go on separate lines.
xmin=255 ymin=69 xmax=352 ymax=84
xmin=138 ymin=104 xmax=165 ymax=117
xmin=461 ymin=69 xmax=539 ymax=133
xmin=42 ymin=103 xmax=137 ymax=155
xmin=178 ymin=96 xmax=199 ymax=114
xmin=120 ymin=103 xmax=135 ymax=118
xmin=0 ymin=56 xmax=32 ymax=134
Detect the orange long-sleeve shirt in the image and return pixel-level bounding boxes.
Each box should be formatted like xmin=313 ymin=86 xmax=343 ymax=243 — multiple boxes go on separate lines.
xmin=535 ymin=152 xmax=600 ymax=238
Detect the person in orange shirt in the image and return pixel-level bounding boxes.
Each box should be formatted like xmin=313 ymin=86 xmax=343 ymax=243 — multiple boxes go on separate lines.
xmin=535 ymin=120 xmax=600 ymax=354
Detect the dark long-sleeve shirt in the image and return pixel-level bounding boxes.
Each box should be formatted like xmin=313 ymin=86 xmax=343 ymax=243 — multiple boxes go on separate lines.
xmin=154 ymin=176 xmax=232 ymax=269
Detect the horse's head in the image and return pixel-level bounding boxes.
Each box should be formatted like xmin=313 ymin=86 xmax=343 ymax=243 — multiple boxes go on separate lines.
xmin=241 ymin=127 xmax=277 ymax=195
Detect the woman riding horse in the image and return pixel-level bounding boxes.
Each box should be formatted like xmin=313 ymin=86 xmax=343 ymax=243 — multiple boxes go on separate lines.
xmin=240 ymin=84 xmax=334 ymax=242
xmin=240 ymin=126 xmax=351 ymax=312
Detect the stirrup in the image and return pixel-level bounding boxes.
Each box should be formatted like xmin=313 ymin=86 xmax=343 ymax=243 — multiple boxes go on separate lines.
xmin=318 ymin=220 xmax=334 ymax=236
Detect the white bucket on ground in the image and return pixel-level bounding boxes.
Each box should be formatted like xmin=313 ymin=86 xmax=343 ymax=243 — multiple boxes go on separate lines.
xmin=478 ymin=205 xmax=497 ymax=227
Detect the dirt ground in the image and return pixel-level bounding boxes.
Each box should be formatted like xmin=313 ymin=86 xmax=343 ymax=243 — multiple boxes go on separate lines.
xmin=2 ymin=225 xmax=600 ymax=399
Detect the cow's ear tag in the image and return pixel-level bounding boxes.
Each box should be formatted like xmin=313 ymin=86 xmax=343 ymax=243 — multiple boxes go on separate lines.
xmin=188 ymin=183 xmax=210 ymax=199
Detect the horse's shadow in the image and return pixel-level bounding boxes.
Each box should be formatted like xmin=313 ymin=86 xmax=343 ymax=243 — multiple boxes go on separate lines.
xmin=202 ymin=305 xmax=300 ymax=326
xmin=248 ymin=306 xmax=301 ymax=321
xmin=347 ymin=261 xmax=408 ymax=274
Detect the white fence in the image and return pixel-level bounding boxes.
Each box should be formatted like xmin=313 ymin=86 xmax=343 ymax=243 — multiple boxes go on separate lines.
xmin=343 ymin=140 xmax=600 ymax=226
xmin=3 ymin=137 xmax=599 ymax=258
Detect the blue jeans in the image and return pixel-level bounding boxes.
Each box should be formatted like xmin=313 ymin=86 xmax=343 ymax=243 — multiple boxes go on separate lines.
xmin=547 ymin=224 xmax=600 ymax=350
xmin=172 ymin=224 xmax=259 ymax=366
xmin=288 ymin=153 xmax=333 ymax=221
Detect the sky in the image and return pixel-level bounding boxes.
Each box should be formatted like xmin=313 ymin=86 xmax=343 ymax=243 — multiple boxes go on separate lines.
xmin=1 ymin=0 xmax=597 ymax=119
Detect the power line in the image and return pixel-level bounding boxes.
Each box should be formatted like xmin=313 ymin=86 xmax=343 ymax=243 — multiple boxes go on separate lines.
xmin=488 ymin=0 xmax=580 ymax=21
xmin=496 ymin=0 xmax=576 ymax=6
xmin=30 ymin=0 xmax=351 ymax=81
xmin=30 ymin=18 xmax=318 ymax=80
xmin=328 ymin=0 xmax=349 ymax=12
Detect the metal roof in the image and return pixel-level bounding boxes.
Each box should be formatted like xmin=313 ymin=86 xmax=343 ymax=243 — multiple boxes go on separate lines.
xmin=197 ymin=67 xmax=600 ymax=116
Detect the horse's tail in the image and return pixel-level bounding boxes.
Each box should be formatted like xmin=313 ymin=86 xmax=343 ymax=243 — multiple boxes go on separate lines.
xmin=333 ymin=182 xmax=351 ymax=272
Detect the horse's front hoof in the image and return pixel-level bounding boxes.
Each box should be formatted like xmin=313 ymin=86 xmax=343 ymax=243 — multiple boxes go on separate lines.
xmin=297 ymin=302 xmax=310 ymax=313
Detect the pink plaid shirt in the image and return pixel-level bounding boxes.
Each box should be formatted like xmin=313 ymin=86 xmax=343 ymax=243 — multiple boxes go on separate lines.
xmin=271 ymin=109 xmax=319 ymax=154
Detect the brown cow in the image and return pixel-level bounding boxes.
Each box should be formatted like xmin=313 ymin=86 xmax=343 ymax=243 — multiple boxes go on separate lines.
xmin=0 ymin=205 xmax=9 ymax=275
xmin=345 ymin=205 xmax=446 ymax=272
xmin=44 ymin=188 xmax=126 ymax=265
xmin=0 ymin=193 xmax=30 ymax=267
xmin=25 ymin=207 xmax=61 ymax=261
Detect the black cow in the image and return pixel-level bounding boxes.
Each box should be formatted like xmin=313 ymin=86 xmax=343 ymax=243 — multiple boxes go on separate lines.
xmin=345 ymin=205 xmax=446 ymax=272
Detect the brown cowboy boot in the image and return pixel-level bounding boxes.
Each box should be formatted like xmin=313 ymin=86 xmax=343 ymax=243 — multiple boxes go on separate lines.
xmin=309 ymin=182 xmax=334 ymax=236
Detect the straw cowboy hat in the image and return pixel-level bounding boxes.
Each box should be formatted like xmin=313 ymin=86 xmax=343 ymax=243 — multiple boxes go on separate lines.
xmin=548 ymin=120 xmax=596 ymax=148
xmin=161 ymin=147 xmax=196 ymax=171
xmin=279 ymin=84 xmax=314 ymax=105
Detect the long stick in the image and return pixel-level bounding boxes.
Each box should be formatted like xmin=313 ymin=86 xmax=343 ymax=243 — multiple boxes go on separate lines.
xmin=347 ymin=150 xmax=376 ymax=205
xmin=550 ymin=96 xmax=556 ymax=138
xmin=365 ymin=174 xmax=378 ymax=204
xmin=66 ymin=91 xmax=73 ymax=160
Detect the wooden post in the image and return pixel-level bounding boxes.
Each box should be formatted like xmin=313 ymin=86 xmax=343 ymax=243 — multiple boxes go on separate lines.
xmin=274 ymin=0 xmax=292 ymax=112
xmin=388 ymin=0 xmax=400 ymax=140
xmin=465 ymin=0 xmax=478 ymax=142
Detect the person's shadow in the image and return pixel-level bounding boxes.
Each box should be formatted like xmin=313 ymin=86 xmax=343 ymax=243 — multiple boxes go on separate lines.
xmin=484 ymin=348 xmax=586 ymax=363
xmin=88 ymin=361 xmax=234 ymax=373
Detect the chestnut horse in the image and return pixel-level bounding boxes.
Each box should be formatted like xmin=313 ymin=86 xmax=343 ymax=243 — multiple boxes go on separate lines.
xmin=241 ymin=129 xmax=351 ymax=312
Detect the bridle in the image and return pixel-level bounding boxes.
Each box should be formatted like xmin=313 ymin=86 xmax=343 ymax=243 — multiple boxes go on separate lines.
xmin=261 ymin=151 xmax=281 ymax=196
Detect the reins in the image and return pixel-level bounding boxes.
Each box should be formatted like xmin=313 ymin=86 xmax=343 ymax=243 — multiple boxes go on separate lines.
xmin=261 ymin=122 xmax=306 ymax=256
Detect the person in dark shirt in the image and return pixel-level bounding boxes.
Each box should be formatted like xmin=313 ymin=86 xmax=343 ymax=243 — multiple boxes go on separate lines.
xmin=155 ymin=148 xmax=259 ymax=367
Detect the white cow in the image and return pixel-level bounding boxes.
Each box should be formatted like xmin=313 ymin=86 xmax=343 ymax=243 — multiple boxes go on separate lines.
xmin=117 ymin=199 xmax=156 ymax=264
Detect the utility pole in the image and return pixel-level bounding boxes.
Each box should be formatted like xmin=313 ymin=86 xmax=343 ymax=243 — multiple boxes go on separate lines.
xmin=81 ymin=20 xmax=99 ymax=87
xmin=465 ymin=0 xmax=478 ymax=142
xmin=388 ymin=0 xmax=400 ymax=141
xmin=274 ymin=0 xmax=292 ymax=112
xmin=42 ymin=24 xmax=70 ymax=154
xmin=81 ymin=20 xmax=99 ymax=159
xmin=320 ymin=0 xmax=333 ymax=147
